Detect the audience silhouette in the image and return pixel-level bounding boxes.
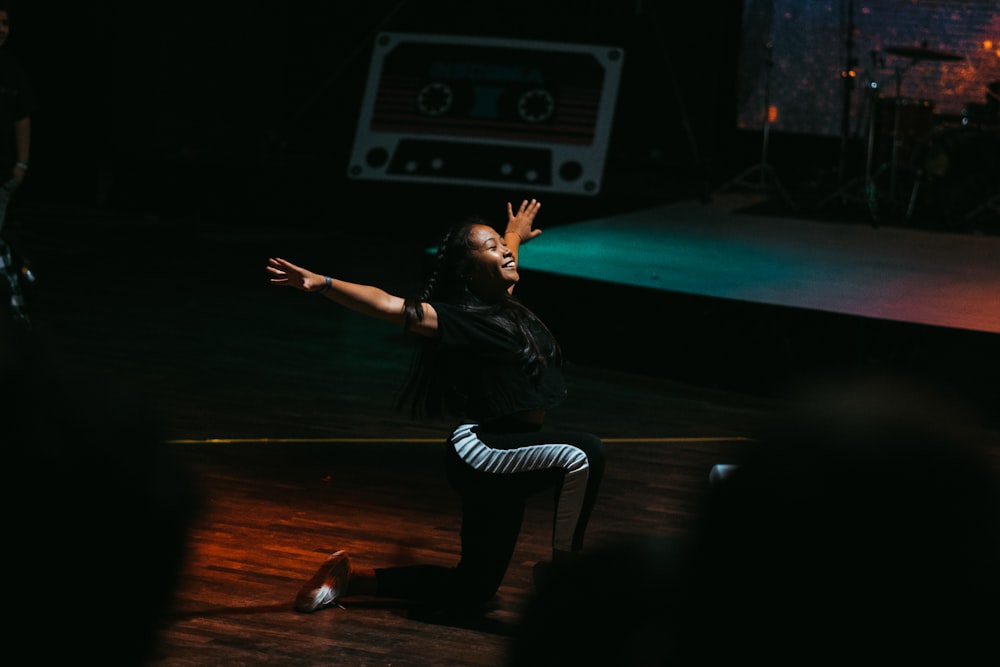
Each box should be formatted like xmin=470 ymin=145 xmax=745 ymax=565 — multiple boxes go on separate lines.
xmin=3 ymin=322 xmax=203 ymax=665
xmin=509 ymin=369 xmax=1000 ymax=665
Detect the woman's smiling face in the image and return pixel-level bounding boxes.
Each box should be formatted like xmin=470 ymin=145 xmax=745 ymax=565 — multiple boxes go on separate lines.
xmin=464 ymin=224 xmax=518 ymax=299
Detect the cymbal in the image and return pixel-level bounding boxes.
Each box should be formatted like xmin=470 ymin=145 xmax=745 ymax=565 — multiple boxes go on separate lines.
xmin=885 ymin=45 xmax=964 ymax=62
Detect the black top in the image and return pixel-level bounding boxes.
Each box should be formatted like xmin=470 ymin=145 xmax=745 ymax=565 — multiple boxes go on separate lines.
xmin=0 ymin=51 xmax=35 ymax=174
xmin=430 ymin=300 xmax=566 ymax=422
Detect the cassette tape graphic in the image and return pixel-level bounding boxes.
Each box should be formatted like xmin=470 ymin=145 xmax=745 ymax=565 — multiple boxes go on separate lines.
xmin=348 ymin=32 xmax=624 ymax=195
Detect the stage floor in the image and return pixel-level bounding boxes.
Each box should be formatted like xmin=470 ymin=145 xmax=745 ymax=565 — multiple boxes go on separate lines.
xmin=9 ymin=192 xmax=1000 ymax=425
xmin=518 ymin=196 xmax=1000 ymax=335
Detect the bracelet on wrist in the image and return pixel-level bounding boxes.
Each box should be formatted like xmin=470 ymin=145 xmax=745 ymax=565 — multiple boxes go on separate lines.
xmin=15 ymin=160 xmax=29 ymax=170
xmin=317 ymin=275 xmax=332 ymax=294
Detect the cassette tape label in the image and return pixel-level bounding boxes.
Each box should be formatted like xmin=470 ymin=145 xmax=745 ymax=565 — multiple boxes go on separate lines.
xmin=349 ymin=33 xmax=623 ymax=195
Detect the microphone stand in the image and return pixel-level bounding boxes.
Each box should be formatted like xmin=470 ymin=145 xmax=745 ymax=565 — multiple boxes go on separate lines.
xmin=835 ymin=0 xmax=858 ymax=188
xmin=711 ymin=40 xmax=796 ymax=209
xmin=818 ymin=47 xmax=883 ymax=227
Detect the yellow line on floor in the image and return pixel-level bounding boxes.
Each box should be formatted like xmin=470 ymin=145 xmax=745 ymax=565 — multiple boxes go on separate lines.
xmin=167 ymin=436 xmax=753 ymax=445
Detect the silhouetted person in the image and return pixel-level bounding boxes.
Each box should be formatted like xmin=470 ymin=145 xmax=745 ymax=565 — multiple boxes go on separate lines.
xmin=0 ymin=0 xmax=35 ymax=327
xmin=670 ymin=369 xmax=1000 ymax=665
xmin=508 ymin=369 xmax=1000 ymax=665
xmin=508 ymin=534 xmax=687 ymax=666
xmin=3 ymin=321 xmax=203 ymax=665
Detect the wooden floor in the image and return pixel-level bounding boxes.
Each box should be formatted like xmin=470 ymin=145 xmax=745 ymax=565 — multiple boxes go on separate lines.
xmin=7 ymin=195 xmax=1000 ymax=666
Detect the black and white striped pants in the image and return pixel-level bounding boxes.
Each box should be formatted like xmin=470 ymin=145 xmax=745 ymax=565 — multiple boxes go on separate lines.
xmin=375 ymin=422 xmax=605 ymax=608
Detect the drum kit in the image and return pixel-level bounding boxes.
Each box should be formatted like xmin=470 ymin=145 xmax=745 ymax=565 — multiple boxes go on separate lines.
xmin=823 ymin=44 xmax=1000 ymax=226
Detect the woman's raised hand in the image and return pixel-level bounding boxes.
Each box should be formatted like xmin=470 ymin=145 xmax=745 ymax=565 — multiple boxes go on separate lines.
xmin=505 ymin=199 xmax=542 ymax=244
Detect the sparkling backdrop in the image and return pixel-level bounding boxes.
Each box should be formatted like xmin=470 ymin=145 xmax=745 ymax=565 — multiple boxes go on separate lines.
xmin=737 ymin=0 xmax=1000 ymax=137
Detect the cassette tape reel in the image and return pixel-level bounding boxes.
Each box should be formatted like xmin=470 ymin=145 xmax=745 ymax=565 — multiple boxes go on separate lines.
xmin=348 ymin=32 xmax=624 ymax=195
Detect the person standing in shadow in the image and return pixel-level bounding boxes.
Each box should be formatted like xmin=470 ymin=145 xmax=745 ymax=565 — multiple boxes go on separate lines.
xmin=3 ymin=319 xmax=204 ymax=665
xmin=0 ymin=0 xmax=36 ymax=328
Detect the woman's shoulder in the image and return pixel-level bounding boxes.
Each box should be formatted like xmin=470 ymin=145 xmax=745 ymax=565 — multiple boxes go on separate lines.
xmin=429 ymin=300 xmax=516 ymax=345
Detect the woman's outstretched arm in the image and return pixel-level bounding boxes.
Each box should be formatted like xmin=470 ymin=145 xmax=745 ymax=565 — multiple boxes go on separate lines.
xmin=266 ymin=257 xmax=439 ymax=336
xmin=503 ymin=198 xmax=542 ymax=262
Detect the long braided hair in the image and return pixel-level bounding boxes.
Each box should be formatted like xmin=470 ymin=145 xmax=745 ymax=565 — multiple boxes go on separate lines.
xmin=397 ymin=216 xmax=562 ymax=420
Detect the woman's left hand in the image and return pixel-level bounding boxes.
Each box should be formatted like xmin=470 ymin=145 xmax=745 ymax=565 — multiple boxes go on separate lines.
xmin=505 ymin=199 xmax=542 ymax=244
xmin=266 ymin=257 xmax=326 ymax=292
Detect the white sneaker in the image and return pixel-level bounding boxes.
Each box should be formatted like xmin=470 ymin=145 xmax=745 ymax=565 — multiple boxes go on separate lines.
xmin=294 ymin=550 xmax=351 ymax=613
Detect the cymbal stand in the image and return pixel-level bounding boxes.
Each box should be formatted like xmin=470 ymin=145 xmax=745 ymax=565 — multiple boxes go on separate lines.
xmin=887 ymin=64 xmax=907 ymax=204
xmin=711 ymin=41 xmax=796 ymax=209
xmin=964 ymin=191 xmax=1000 ymax=222
xmin=835 ymin=0 xmax=858 ymax=187
xmin=817 ymin=50 xmax=883 ymax=225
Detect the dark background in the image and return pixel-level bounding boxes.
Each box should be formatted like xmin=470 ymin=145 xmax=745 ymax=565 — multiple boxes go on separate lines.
xmin=6 ymin=1 xmax=996 ymax=236
xmin=6 ymin=1 xmax=755 ymax=230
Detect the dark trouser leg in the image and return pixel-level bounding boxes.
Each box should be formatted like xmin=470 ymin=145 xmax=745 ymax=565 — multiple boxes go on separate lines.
xmin=561 ymin=431 xmax=605 ymax=552
xmin=451 ymin=491 xmax=526 ymax=605
xmin=373 ymin=452 xmax=526 ymax=608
